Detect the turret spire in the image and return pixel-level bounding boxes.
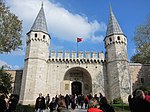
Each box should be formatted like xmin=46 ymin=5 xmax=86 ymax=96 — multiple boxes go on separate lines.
xmin=29 ymin=3 xmax=48 ymax=34
xmin=106 ymin=5 xmax=123 ymax=37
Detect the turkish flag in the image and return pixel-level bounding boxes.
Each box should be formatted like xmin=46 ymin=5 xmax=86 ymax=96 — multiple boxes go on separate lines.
xmin=77 ymin=38 xmax=82 ymax=42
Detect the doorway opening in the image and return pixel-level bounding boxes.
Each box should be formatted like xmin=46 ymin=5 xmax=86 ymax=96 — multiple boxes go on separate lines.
xmin=71 ymin=81 xmax=82 ymax=95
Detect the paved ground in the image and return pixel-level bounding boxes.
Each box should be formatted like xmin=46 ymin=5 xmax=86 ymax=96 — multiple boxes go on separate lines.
xmin=45 ymin=105 xmax=88 ymax=112
xmin=45 ymin=108 xmax=87 ymax=112
xmin=69 ymin=108 xmax=87 ymax=112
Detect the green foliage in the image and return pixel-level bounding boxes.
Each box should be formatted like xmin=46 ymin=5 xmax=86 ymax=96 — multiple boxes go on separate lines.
xmin=131 ymin=15 xmax=150 ymax=64
xmin=113 ymin=104 xmax=130 ymax=112
xmin=138 ymin=85 xmax=150 ymax=93
xmin=131 ymin=53 xmax=146 ymax=63
xmin=0 ymin=1 xmax=22 ymax=53
xmin=113 ymin=97 xmax=123 ymax=104
xmin=0 ymin=66 xmax=13 ymax=94
xmin=16 ymin=104 xmax=35 ymax=112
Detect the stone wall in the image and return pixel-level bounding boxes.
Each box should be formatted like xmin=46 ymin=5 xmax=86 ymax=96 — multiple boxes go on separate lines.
xmin=47 ymin=59 xmax=106 ymax=98
xmin=5 ymin=62 xmax=150 ymax=104
xmin=129 ymin=63 xmax=150 ymax=91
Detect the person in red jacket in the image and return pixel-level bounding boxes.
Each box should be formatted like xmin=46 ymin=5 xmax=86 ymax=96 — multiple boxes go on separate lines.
xmin=87 ymin=98 xmax=103 ymax=112
xmin=84 ymin=95 xmax=89 ymax=109
xmin=144 ymin=91 xmax=150 ymax=103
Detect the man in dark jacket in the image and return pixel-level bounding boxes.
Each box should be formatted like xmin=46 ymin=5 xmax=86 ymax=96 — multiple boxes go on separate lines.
xmin=49 ymin=97 xmax=57 ymax=112
xmin=35 ymin=93 xmax=46 ymax=112
xmin=0 ymin=94 xmax=7 ymax=112
xmin=45 ymin=94 xmax=50 ymax=109
xmin=100 ymin=97 xmax=115 ymax=112
xmin=7 ymin=95 xmax=18 ymax=112
xmin=132 ymin=90 xmax=150 ymax=112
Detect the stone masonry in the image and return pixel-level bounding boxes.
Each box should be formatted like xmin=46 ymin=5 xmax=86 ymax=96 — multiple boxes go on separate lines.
xmin=7 ymin=5 xmax=150 ymax=105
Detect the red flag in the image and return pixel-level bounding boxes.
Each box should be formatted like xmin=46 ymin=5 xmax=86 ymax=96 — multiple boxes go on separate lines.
xmin=77 ymin=38 xmax=82 ymax=42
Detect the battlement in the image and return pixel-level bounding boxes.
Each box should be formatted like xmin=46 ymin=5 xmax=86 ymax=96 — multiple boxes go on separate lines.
xmin=104 ymin=35 xmax=127 ymax=48
xmin=48 ymin=51 xmax=105 ymax=63
xmin=26 ymin=32 xmax=50 ymax=45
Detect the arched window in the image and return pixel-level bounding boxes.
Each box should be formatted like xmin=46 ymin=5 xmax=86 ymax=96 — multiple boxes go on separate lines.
xmin=43 ymin=35 xmax=45 ymax=39
xmin=35 ymin=33 xmax=37 ymax=37
xmin=109 ymin=38 xmax=112 ymax=42
xmin=117 ymin=36 xmax=120 ymax=40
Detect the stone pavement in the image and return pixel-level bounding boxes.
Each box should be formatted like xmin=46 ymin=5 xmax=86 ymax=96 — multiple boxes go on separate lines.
xmin=69 ymin=108 xmax=87 ymax=112
xmin=45 ymin=108 xmax=87 ymax=112
xmin=45 ymin=104 xmax=88 ymax=112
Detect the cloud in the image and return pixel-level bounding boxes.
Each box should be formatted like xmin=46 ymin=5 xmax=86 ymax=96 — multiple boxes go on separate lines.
xmin=1 ymin=45 xmax=26 ymax=56
xmin=7 ymin=0 xmax=106 ymax=43
xmin=0 ymin=60 xmax=21 ymax=70
xmin=10 ymin=49 xmax=25 ymax=56
xmin=50 ymin=42 xmax=64 ymax=51
xmin=91 ymin=35 xmax=104 ymax=43
xmin=13 ymin=65 xmax=21 ymax=70
xmin=0 ymin=60 xmax=12 ymax=69
xmin=0 ymin=60 xmax=9 ymax=66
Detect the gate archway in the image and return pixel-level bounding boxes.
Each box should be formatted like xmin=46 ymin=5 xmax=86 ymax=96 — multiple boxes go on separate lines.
xmin=64 ymin=67 xmax=92 ymax=95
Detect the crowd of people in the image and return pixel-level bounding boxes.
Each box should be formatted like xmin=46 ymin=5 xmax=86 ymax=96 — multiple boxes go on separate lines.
xmin=35 ymin=89 xmax=150 ymax=112
xmin=0 ymin=94 xmax=18 ymax=112
xmin=128 ymin=89 xmax=150 ymax=112
xmin=1 ymin=89 xmax=150 ymax=112
xmin=35 ymin=92 xmax=115 ymax=112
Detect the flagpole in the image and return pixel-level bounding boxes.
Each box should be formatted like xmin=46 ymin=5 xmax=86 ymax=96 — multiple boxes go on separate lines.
xmin=77 ymin=41 xmax=78 ymax=58
xmin=76 ymin=38 xmax=82 ymax=58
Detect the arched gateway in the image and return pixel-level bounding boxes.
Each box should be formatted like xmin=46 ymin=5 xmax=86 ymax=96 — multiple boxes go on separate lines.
xmin=64 ymin=67 xmax=92 ymax=95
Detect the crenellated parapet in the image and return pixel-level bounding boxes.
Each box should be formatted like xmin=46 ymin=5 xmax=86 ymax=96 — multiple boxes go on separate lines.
xmin=48 ymin=51 xmax=105 ymax=63
xmin=26 ymin=32 xmax=50 ymax=45
xmin=104 ymin=35 xmax=127 ymax=48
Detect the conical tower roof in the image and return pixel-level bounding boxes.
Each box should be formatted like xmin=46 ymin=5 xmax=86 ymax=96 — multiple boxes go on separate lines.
xmin=106 ymin=6 xmax=123 ymax=37
xmin=29 ymin=4 xmax=48 ymax=34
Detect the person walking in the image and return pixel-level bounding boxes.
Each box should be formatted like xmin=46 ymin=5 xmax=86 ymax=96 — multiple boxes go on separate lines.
xmin=7 ymin=95 xmax=18 ymax=112
xmin=87 ymin=98 xmax=103 ymax=112
xmin=80 ymin=94 xmax=84 ymax=109
xmin=132 ymin=89 xmax=150 ymax=112
xmin=65 ymin=94 xmax=70 ymax=109
xmin=0 ymin=94 xmax=7 ymax=112
xmin=35 ymin=93 xmax=46 ymax=112
xmin=49 ymin=97 xmax=57 ymax=112
xmin=70 ymin=95 xmax=76 ymax=110
xmin=57 ymin=97 xmax=70 ymax=112
xmin=45 ymin=94 xmax=50 ymax=109
xmin=84 ymin=95 xmax=89 ymax=109
xmin=100 ymin=97 xmax=115 ymax=112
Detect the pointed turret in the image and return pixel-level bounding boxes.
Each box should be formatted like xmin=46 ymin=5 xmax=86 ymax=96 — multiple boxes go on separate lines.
xmin=20 ymin=4 xmax=50 ymax=105
xmin=29 ymin=3 xmax=48 ymax=34
xmin=104 ymin=5 xmax=130 ymax=103
xmin=106 ymin=5 xmax=123 ymax=37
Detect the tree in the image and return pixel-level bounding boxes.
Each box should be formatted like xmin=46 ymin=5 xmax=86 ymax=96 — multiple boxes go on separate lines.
xmin=131 ymin=15 xmax=150 ymax=64
xmin=0 ymin=1 xmax=22 ymax=53
xmin=0 ymin=66 xmax=13 ymax=94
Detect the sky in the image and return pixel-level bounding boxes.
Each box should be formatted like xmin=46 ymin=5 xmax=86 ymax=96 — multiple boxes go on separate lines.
xmin=0 ymin=0 xmax=150 ymax=70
